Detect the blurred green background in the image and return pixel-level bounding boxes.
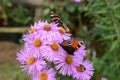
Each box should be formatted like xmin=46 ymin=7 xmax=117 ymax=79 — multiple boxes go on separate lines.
xmin=0 ymin=0 xmax=120 ymax=80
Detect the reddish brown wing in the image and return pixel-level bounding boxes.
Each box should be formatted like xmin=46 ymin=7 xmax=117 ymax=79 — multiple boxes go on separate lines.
xmin=71 ymin=40 xmax=79 ymax=49
xmin=60 ymin=40 xmax=76 ymax=55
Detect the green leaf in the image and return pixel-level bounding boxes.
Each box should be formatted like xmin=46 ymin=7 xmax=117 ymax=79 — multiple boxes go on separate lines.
xmin=89 ymin=1 xmax=104 ymax=11
xmin=114 ymin=4 xmax=120 ymax=20
xmin=100 ymin=34 xmax=117 ymax=41
xmin=23 ymin=17 xmax=32 ymax=24
xmin=92 ymin=58 xmax=105 ymax=72
xmin=43 ymin=8 xmax=50 ymax=16
xmin=95 ymin=8 xmax=108 ymax=14
xmin=113 ymin=3 xmax=120 ymax=10
xmin=2 ymin=12 xmax=7 ymax=19
xmin=96 ymin=24 xmax=114 ymax=30
xmin=78 ymin=5 xmax=83 ymax=12
xmin=49 ymin=4 xmax=55 ymax=9
xmin=90 ymin=1 xmax=104 ymax=8
xmin=109 ymin=39 xmax=119 ymax=53
xmin=115 ymin=14 xmax=120 ymax=20
xmin=6 ymin=2 xmax=12 ymax=7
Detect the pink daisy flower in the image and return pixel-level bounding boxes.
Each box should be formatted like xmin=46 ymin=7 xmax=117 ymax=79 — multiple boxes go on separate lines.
xmin=37 ymin=21 xmax=58 ymax=31
xmin=16 ymin=48 xmax=46 ymax=75
xmin=73 ymin=60 xmax=94 ymax=80
xmin=72 ymin=0 xmax=82 ymax=2
xmin=53 ymin=27 xmax=71 ymax=43
xmin=22 ymin=21 xmax=45 ymax=42
xmin=37 ymin=22 xmax=58 ymax=41
xmin=28 ymin=23 xmax=39 ymax=34
xmin=55 ymin=51 xmax=83 ymax=76
xmin=37 ymin=21 xmax=71 ymax=43
xmin=101 ymin=77 xmax=108 ymax=80
xmin=32 ymin=67 xmax=56 ymax=80
xmin=74 ymin=45 xmax=86 ymax=57
xmin=22 ymin=33 xmax=30 ymax=42
xmin=41 ymin=42 xmax=65 ymax=62
xmin=24 ymin=33 xmax=46 ymax=57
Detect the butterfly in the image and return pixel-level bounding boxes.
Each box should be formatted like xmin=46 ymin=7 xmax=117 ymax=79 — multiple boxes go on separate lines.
xmin=50 ymin=11 xmax=70 ymax=33
xmin=60 ymin=39 xmax=85 ymax=55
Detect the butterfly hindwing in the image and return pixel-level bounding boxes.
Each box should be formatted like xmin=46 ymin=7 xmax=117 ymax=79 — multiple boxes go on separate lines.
xmin=60 ymin=44 xmax=75 ymax=55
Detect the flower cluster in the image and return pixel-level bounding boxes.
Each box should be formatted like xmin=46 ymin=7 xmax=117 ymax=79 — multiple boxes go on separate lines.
xmin=17 ymin=20 xmax=94 ymax=80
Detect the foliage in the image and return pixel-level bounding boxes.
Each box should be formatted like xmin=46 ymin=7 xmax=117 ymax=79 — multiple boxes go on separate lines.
xmin=87 ymin=0 xmax=120 ymax=80
xmin=0 ymin=0 xmax=33 ymax=26
xmin=43 ymin=0 xmax=120 ymax=80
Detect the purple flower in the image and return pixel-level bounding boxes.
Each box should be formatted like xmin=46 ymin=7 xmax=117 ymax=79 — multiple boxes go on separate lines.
xmin=74 ymin=45 xmax=86 ymax=57
xmin=22 ymin=34 xmax=30 ymax=42
xmin=41 ymin=42 xmax=65 ymax=62
xmin=16 ymin=48 xmax=46 ymax=75
xmin=23 ymin=21 xmax=71 ymax=44
xmin=53 ymin=27 xmax=71 ymax=43
xmin=37 ymin=21 xmax=71 ymax=43
xmin=28 ymin=22 xmax=40 ymax=34
xmin=22 ymin=21 xmax=47 ymax=43
xmin=37 ymin=22 xmax=59 ymax=42
xmin=37 ymin=21 xmax=58 ymax=31
xmin=38 ymin=22 xmax=71 ymax=43
xmin=101 ymin=77 xmax=108 ymax=80
xmin=22 ymin=21 xmax=45 ymax=41
xmin=32 ymin=67 xmax=56 ymax=80
xmin=72 ymin=0 xmax=82 ymax=2
xmin=24 ymin=33 xmax=46 ymax=58
xmin=55 ymin=51 xmax=83 ymax=76
xmin=73 ymin=60 xmax=94 ymax=80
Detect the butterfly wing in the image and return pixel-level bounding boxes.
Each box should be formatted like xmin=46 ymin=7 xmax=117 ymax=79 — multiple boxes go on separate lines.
xmin=60 ymin=44 xmax=75 ymax=55
xmin=50 ymin=12 xmax=70 ymax=33
xmin=60 ymin=40 xmax=75 ymax=55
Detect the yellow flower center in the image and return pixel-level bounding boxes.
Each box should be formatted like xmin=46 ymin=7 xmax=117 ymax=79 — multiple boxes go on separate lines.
xmin=29 ymin=27 xmax=36 ymax=34
xmin=39 ymin=72 xmax=48 ymax=80
xmin=76 ymin=65 xmax=86 ymax=72
xmin=65 ymin=55 xmax=73 ymax=64
xmin=28 ymin=57 xmax=36 ymax=65
xmin=59 ymin=27 xmax=65 ymax=34
xmin=44 ymin=24 xmax=51 ymax=31
xmin=50 ymin=42 xmax=59 ymax=51
xmin=34 ymin=39 xmax=42 ymax=47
